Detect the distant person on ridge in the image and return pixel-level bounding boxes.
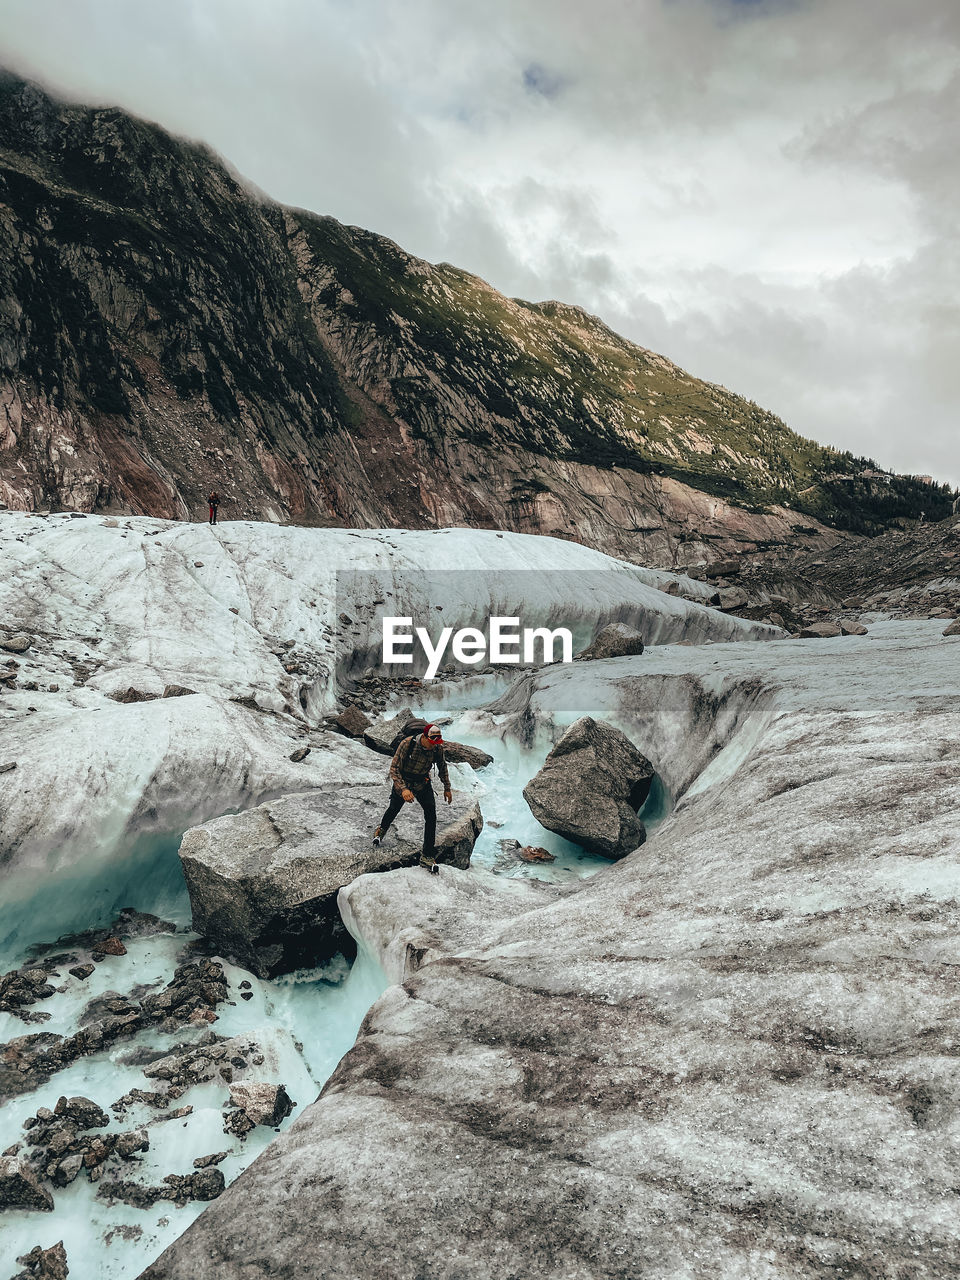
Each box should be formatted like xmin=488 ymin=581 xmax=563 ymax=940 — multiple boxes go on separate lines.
xmin=208 ymin=491 xmax=220 ymax=525
xmin=373 ymin=723 xmax=452 ymax=873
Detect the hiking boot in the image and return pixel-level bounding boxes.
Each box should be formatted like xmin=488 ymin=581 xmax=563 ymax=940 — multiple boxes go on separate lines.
xmin=372 ymin=827 xmax=383 ymax=848
xmin=420 ymin=854 xmax=440 ymax=875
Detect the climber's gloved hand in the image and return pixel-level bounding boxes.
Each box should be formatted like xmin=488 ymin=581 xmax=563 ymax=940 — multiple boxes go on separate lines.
xmin=443 ymin=788 xmax=452 ymax=804
xmin=401 ymin=788 xmax=415 ymax=803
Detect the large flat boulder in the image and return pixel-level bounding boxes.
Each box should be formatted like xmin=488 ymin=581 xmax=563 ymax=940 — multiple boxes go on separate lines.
xmin=178 ymin=786 xmax=483 ymax=977
xmin=522 ymin=716 xmax=653 ymax=859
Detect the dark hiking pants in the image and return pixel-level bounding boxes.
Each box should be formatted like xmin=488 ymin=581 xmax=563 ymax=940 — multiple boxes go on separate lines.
xmin=379 ymin=783 xmax=436 ymax=858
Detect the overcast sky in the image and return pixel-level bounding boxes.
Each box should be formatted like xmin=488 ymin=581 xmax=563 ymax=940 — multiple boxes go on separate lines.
xmin=2 ymin=0 xmax=957 ymax=485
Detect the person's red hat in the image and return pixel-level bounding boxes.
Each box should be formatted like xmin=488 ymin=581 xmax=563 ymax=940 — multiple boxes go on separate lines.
xmin=425 ymin=724 xmax=443 ymax=743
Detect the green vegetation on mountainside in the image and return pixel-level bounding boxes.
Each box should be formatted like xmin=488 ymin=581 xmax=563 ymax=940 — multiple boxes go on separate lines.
xmin=295 ymin=215 xmax=952 ymax=532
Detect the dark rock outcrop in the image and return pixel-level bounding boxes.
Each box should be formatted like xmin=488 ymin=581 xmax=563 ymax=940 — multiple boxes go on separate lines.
xmin=522 ymin=716 xmax=654 ymax=859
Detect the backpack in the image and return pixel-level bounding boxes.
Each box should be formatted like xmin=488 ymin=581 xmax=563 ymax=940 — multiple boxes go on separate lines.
xmin=388 ymin=718 xmax=429 ymax=753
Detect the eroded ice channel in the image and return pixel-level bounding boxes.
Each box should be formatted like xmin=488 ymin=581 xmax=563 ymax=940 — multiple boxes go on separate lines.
xmin=0 ymin=850 xmax=386 ymax=1279
xmin=0 ymin=699 xmax=661 ymax=1278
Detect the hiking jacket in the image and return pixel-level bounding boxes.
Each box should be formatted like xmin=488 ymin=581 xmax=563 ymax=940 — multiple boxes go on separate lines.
xmin=390 ymin=735 xmax=450 ymax=791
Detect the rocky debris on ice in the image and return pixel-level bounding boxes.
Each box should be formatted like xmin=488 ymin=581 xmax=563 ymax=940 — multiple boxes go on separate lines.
xmin=13 ymin=1098 xmax=149 ymax=1199
xmin=178 ymin=787 xmax=484 ymax=977
xmin=523 ymin=716 xmax=654 ymax=859
xmin=97 ymin=1167 xmax=224 ymax=1210
xmin=51 ymin=1095 xmax=108 ymax=1130
xmin=10 ymin=1239 xmax=68 ymax=1279
xmin=0 ymin=962 xmax=61 ymax=1022
xmin=497 ymin=839 xmax=556 ymax=866
xmin=141 ymin=1034 xmax=265 ymax=1093
xmin=578 ymin=622 xmax=645 ymax=661
xmin=192 ymin=1151 xmax=227 ymax=1169
xmin=146 ymin=620 xmax=960 ymax=1280
xmin=518 ymin=844 xmax=555 ymax=862
xmin=944 ymin=618 xmax=960 ymax=636
xmin=0 ymin=957 xmax=229 ymax=1102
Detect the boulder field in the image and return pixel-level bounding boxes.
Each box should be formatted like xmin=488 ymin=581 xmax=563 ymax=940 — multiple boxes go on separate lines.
xmin=142 ymin=620 xmax=960 ymax=1278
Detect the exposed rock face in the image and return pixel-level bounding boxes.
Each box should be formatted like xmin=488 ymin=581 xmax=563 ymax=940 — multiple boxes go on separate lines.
xmin=1 ymin=72 xmax=937 ymax=564
xmin=178 ymin=785 xmax=483 ymax=976
xmin=140 ymin=622 xmax=960 ymax=1280
xmin=522 ymin=716 xmax=654 ymax=858
xmin=578 ymin=622 xmax=645 ymax=661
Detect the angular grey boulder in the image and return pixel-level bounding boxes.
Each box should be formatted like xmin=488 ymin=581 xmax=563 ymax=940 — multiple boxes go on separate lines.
xmin=362 ymin=707 xmax=416 ymax=754
xmin=179 ymin=786 xmax=483 ymax=977
xmin=578 ymin=623 xmax=645 ymax=661
xmin=522 ymin=716 xmax=653 ymax=859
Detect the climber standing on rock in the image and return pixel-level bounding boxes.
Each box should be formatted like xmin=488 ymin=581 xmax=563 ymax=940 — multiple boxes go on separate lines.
xmin=373 ymin=723 xmax=452 ymax=873
xmin=208 ymin=490 xmax=220 ymax=525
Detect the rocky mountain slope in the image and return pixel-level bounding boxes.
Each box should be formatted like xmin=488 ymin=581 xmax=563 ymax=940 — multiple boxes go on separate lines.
xmin=0 ymin=71 xmax=950 ymax=567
